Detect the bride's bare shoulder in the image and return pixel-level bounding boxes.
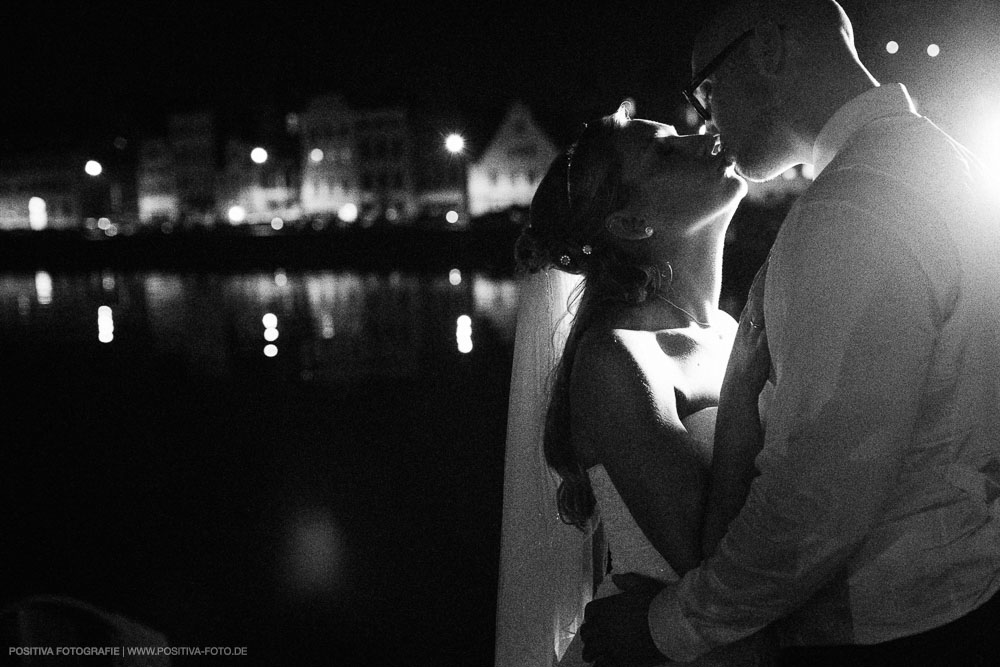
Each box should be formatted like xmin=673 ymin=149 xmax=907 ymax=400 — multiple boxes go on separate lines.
xmin=572 ymin=328 xmax=679 ymax=403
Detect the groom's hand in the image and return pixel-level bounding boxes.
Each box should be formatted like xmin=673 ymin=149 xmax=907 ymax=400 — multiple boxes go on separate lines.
xmin=579 ymin=576 xmax=668 ymax=666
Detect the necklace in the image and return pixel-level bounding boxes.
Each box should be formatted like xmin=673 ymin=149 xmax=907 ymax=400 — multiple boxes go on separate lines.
xmin=655 ymin=293 xmax=712 ymax=327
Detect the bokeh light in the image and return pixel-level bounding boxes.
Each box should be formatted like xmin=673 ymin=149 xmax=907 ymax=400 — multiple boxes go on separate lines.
xmin=28 ymin=197 xmax=47 ymax=230
xmin=228 ymin=205 xmax=246 ymax=223
xmin=338 ymin=203 xmax=358 ymax=223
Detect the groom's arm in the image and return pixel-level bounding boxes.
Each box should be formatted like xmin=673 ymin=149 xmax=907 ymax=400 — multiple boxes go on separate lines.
xmin=702 ymin=260 xmax=769 ymax=557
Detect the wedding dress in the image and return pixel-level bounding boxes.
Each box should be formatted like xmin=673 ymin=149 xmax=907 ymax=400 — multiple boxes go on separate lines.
xmin=495 ymin=270 xmax=768 ymax=667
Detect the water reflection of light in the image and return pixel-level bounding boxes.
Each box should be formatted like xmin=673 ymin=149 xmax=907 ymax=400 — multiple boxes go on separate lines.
xmin=264 ymin=344 xmax=278 ymax=357
xmin=283 ymin=508 xmax=347 ymax=597
xmin=449 ymin=268 xmax=462 ymax=286
xmin=34 ymin=271 xmax=53 ymax=305
xmin=98 ymin=305 xmax=114 ymax=344
xmin=456 ymin=314 xmax=473 ymax=354
xmin=320 ymin=312 xmax=335 ymax=339
xmin=472 ymin=273 xmax=520 ymax=339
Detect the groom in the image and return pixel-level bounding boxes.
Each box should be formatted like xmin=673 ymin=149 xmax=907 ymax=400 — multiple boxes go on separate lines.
xmin=580 ymin=1 xmax=1000 ymax=665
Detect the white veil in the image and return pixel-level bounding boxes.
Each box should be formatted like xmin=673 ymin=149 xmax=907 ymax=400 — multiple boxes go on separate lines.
xmin=494 ymin=268 xmax=593 ymax=667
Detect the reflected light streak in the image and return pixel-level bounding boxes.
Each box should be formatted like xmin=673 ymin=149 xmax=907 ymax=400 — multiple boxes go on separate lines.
xmin=283 ymin=508 xmax=347 ymax=597
xmin=98 ymin=305 xmax=114 ymax=344
xmin=34 ymin=271 xmax=53 ymax=306
xmin=320 ymin=312 xmax=335 ymax=339
xmin=456 ymin=314 xmax=473 ymax=354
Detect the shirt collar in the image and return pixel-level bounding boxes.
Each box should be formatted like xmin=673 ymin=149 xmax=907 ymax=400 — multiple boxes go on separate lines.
xmin=812 ymin=83 xmax=919 ymax=176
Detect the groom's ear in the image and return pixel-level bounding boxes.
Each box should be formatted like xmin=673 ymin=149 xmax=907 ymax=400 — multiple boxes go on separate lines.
xmin=748 ymin=20 xmax=787 ymax=76
xmin=605 ymin=213 xmax=654 ymax=241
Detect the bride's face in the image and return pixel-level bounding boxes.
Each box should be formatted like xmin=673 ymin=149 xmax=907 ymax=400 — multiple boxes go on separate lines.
xmin=615 ymin=119 xmax=747 ymax=226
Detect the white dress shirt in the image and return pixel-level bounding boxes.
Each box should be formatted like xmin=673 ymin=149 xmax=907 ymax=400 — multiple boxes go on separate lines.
xmin=649 ymin=84 xmax=1000 ymax=661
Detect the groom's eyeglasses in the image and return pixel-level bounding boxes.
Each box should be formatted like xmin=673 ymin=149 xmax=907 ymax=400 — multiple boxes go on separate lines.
xmin=682 ymin=27 xmax=756 ymax=123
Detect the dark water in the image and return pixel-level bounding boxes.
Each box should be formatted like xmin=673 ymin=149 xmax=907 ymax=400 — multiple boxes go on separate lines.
xmin=1 ymin=268 xmax=519 ymax=666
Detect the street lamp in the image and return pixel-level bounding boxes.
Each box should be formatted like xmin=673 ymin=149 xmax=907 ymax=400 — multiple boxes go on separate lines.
xmin=444 ymin=133 xmax=470 ymax=228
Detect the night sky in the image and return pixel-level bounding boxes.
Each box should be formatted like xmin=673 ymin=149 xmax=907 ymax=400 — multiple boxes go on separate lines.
xmin=4 ymin=1 xmax=1000 ymax=158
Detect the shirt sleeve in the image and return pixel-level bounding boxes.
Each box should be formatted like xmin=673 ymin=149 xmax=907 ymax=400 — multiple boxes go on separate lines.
xmin=649 ymin=199 xmax=941 ymax=661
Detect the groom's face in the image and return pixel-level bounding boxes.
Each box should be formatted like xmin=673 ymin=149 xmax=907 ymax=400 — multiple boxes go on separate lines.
xmin=692 ymin=25 xmax=798 ymax=182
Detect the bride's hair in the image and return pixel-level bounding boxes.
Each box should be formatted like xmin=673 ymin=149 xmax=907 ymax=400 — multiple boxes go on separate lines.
xmin=515 ymin=113 xmax=669 ymax=530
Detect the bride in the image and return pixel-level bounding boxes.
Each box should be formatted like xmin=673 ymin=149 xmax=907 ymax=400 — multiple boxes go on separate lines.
xmin=494 ymin=101 xmax=771 ymax=666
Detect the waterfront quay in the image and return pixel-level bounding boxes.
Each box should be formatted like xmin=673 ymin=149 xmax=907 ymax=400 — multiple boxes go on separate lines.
xmin=0 ymin=224 xmax=522 ymax=275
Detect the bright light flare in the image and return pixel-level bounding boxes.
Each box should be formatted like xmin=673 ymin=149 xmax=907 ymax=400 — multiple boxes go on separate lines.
xmin=445 ymin=133 xmax=465 ymax=154
xmin=85 ymin=160 xmax=103 ymax=176
xmin=251 ymin=147 xmax=268 ymax=164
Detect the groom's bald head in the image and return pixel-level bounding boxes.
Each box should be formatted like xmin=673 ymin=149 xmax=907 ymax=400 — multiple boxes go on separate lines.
xmin=688 ymin=0 xmax=876 ymax=181
xmin=692 ymin=0 xmax=858 ymax=75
